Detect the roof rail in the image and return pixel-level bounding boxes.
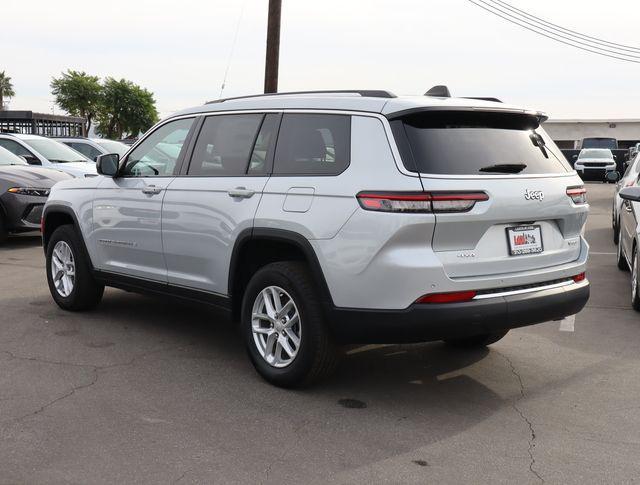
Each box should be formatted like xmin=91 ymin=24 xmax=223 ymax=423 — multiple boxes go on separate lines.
xmin=463 ymin=97 xmax=503 ymax=103
xmin=424 ymin=85 xmax=451 ymax=98
xmin=206 ymin=90 xmax=397 ymax=104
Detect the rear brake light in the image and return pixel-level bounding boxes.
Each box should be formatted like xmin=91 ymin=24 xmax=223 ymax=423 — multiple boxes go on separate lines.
xmin=572 ymin=272 xmax=586 ymax=283
xmin=625 ymin=180 xmax=636 ymax=188
xmin=40 ymin=216 xmax=44 ymax=234
xmin=356 ymin=192 xmax=488 ymax=213
xmin=566 ymin=186 xmax=587 ymax=205
xmin=416 ymin=290 xmax=477 ymax=304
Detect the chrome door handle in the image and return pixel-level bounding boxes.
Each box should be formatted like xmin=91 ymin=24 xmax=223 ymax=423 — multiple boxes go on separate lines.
xmin=142 ymin=185 xmax=163 ymax=195
xmin=228 ymin=187 xmax=255 ymax=199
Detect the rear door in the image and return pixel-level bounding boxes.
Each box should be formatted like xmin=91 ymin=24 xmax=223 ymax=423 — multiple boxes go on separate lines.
xmin=161 ymin=113 xmax=279 ymax=295
xmin=391 ymin=110 xmax=588 ymax=278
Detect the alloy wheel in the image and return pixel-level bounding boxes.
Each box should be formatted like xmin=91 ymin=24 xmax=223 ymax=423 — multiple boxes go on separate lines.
xmin=251 ymin=286 xmax=302 ymax=368
xmin=51 ymin=241 xmax=76 ymax=298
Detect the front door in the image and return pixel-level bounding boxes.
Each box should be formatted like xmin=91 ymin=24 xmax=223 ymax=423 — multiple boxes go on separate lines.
xmin=91 ymin=117 xmax=196 ymax=281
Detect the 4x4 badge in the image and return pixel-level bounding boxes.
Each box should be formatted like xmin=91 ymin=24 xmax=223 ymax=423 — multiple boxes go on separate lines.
xmin=524 ymin=189 xmax=544 ymax=201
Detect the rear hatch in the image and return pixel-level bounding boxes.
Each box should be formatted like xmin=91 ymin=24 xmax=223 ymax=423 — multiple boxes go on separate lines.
xmin=390 ymin=110 xmax=588 ymax=278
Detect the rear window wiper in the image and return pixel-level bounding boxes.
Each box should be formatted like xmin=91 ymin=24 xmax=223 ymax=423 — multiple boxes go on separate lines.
xmin=479 ymin=163 xmax=527 ymax=174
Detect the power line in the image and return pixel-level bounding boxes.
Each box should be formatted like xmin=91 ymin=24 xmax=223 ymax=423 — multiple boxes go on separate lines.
xmin=490 ymin=0 xmax=640 ymax=54
xmin=478 ymin=0 xmax=640 ymax=58
xmin=467 ymin=0 xmax=640 ymax=64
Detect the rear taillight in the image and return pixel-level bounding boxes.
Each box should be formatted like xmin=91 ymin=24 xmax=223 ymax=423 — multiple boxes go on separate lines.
xmin=356 ymin=192 xmax=488 ymax=213
xmin=415 ymin=291 xmax=477 ymax=304
xmin=625 ymin=180 xmax=636 ymax=188
xmin=40 ymin=216 xmax=44 ymax=234
xmin=566 ymin=186 xmax=587 ymax=205
xmin=572 ymin=272 xmax=586 ymax=283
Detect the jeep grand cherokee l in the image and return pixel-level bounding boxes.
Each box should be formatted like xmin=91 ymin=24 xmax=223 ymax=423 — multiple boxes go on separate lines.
xmin=41 ymin=88 xmax=590 ymax=387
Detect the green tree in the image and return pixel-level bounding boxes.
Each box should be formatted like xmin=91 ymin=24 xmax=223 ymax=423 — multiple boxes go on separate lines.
xmin=51 ymin=70 xmax=102 ymax=136
xmin=96 ymin=78 xmax=159 ymax=139
xmin=0 ymin=72 xmax=15 ymax=111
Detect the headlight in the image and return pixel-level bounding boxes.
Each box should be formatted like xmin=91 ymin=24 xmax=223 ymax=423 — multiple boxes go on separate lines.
xmin=7 ymin=187 xmax=50 ymax=197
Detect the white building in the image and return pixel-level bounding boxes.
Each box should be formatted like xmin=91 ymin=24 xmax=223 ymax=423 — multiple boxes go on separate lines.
xmin=544 ymin=119 xmax=640 ymax=149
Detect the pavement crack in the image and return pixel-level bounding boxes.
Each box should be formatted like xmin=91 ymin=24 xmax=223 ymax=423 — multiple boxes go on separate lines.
xmin=496 ymin=351 xmax=544 ymax=484
xmin=10 ymin=367 xmax=99 ymax=424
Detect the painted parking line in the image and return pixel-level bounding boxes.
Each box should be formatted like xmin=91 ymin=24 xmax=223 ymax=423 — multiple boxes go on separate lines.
xmin=590 ymin=252 xmax=616 ymax=255
xmin=559 ymin=314 xmax=575 ymax=332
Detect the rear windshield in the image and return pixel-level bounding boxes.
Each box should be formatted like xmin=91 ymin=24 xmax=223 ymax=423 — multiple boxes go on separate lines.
xmin=391 ymin=111 xmax=571 ymax=175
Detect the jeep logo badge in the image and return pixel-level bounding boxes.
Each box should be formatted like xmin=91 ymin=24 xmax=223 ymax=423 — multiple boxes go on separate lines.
xmin=524 ymin=189 xmax=544 ymax=201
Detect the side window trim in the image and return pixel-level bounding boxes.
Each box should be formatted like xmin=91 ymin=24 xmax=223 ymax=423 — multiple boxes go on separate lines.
xmin=119 ymin=116 xmax=197 ymax=178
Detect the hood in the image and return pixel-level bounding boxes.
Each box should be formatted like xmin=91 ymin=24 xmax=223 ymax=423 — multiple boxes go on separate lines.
xmin=0 ymin=165 xmax=73 ymax=187
xmin=50 ymin=161 xmax=98 ymax=178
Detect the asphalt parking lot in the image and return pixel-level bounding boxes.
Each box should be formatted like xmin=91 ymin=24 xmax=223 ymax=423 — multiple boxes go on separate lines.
xmin=0 ymin=182 xmax=638 ymax=484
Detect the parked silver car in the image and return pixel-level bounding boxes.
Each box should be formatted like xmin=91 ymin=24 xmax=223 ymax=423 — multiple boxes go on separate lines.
xmin=612 ymin=152 xmax=640 ymax=243
xmin=41 ymin=88 xmax=590 ymax=386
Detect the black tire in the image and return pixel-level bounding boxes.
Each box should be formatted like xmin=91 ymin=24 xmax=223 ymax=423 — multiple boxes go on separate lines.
xmin=46 ymin=225 xmax=104 ymax=311
xmin=632 ymin=246 xmax=640 ymax=311
xmin=617 ymin=237 xmax=629 ymax=271
xmin=444 ymin=330 xmax=509 ymax=349
xmin=0 ymin=211 xmax=8 ymax=244
xmin=613 ymin=218 xmax=620 ymax=245
xmin=241 ymin=261 xmax=339 ymax=388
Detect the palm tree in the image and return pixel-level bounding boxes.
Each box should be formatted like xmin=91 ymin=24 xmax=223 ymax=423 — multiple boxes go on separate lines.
xmin=0 ymin=72 xmax=15 ymax=110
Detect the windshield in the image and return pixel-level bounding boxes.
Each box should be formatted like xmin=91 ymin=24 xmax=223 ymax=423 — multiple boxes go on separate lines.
xmin=579 ymin=149 xmax=612 ymax=159
xmin=0 ymin=146 xmax=28 ymax=166
xmin=95 ymin=139 xmax=129 ymax=157
xmin=391 ymin=111 xmax=571 ymax=175
xmin=22 ymin=138 xmax=91 ymax=163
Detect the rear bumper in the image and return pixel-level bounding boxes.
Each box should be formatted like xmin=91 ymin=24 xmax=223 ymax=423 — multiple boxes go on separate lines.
xmin=326 ymin=279 xmax=589 ymax=344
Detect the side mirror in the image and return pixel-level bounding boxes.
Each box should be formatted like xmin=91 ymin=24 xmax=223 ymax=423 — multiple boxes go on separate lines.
xmin=606 ymin=171 xmax=620 ymax=182
xmin=619 ymin=186 xmax=640 ymax=202
xmin=21 ymin=155 xmax=41 ymax=165
xmin=96 ymin=153 xmax=120 ymax=177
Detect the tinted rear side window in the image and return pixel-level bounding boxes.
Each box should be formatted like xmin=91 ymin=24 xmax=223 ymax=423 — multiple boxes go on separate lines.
xmin=274 ymin=114 xmax=350 ymax=175
xmin=391 ymin=111 xmax=571 ymax=175
xmin=188 ymin=114 xmax=264 ymax=176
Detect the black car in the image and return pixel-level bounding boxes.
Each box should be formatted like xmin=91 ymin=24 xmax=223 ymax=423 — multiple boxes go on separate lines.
xmin=0 ymin=146 xmax=72 ymax=243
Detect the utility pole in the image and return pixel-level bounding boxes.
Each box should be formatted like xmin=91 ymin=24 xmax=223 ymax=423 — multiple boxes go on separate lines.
xmin=264 ymin=0 xmax=282 ymax=93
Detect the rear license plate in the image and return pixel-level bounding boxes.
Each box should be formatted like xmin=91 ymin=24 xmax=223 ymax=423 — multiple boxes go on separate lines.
xmin=506 ymin=225 xmax=543 ymax=256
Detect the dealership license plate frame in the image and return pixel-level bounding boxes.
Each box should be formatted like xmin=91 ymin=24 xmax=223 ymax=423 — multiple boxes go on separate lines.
xmin=506 ymin=225 xmax=544 ymax=256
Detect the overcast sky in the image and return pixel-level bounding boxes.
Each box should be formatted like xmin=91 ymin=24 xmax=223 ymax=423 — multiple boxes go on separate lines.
xmin=2 ymin=0 xmax=640 ymax=120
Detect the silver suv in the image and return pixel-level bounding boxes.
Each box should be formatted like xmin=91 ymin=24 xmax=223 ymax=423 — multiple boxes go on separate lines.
xmin=42 ymin=89 xmax=590 ymax=387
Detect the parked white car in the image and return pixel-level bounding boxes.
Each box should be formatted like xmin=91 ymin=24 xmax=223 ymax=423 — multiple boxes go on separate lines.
xmin=574 ymin=148 xmax=617 ymax=181
xmin=54 ymin=137 xmax=130 ymax=161
xmin=0 ymin=134 xmax=97 ymax=178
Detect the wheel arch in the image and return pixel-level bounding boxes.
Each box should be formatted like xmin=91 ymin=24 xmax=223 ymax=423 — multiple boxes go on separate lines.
xmin=228 ymin=228 xmax=334 ymax=321
xmin=42 ymin=205 xmax=94 ymax=270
